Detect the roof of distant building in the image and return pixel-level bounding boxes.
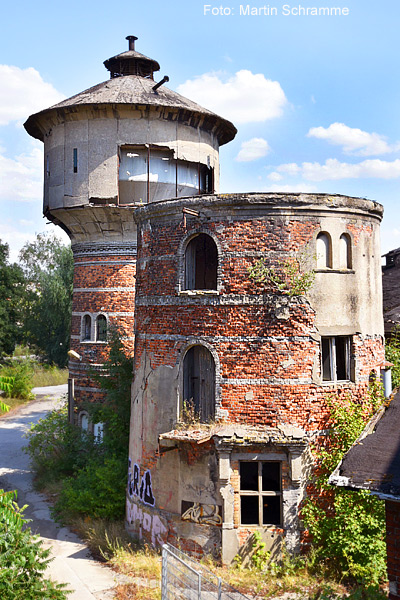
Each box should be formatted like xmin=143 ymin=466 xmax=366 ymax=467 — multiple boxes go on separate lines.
xmin=329 ymin=389 xmax=400 ymax=500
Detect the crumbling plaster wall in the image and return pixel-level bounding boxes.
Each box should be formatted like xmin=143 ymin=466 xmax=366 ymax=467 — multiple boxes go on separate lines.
xmin=41 ymin=107 xmax=220 ymax=212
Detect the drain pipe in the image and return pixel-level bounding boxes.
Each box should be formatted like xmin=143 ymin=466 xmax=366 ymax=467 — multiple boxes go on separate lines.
xmin=381 ymin=361 xmax=394 ymax=398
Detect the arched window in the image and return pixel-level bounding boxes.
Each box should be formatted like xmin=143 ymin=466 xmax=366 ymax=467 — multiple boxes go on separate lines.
xmin=316 ymin=232 xmax=332 ymax=269
xmin=96 ymin=315 xmax=107 ymax=342
xmin=184 ymin=234 xmax=218 ymax=290
xmin=82 ymin=314 xmax=92 ymax=341
xmin=339 ymin=233 xmax=352 ymax=269
xmin=183 ymin=346 xmax=215 ymax=422
xmin=80 ymin=412 xmax=89 ymax=432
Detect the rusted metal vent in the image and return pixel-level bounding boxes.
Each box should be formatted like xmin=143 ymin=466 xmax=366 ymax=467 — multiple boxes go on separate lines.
xmin=104 ymin=35 xmax=160 ymax=79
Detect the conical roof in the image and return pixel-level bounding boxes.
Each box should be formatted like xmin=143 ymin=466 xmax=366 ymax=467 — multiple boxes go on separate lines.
xmin=24 ymin=36 xmax=237 ymax=146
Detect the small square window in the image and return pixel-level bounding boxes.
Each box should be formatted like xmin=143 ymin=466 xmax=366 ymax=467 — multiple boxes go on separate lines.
xmin=321 ymin=336 xmax=351 ymax=382
xmin=240 ymin=461 xmax=282 ymax=526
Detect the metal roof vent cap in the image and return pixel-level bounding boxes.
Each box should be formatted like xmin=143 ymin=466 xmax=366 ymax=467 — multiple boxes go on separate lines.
xmin=103 ymin=36 xmax=160 ymax=80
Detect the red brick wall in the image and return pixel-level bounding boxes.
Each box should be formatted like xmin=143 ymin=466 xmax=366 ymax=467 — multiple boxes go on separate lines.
xmin=69 ymin=251 xmax=136 ymax=411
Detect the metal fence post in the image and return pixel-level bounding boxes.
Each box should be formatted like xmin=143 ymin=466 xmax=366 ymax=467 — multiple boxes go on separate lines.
xmin=197 ymin=572 xmax=202 ymax=600
xmin=161 ymin=544 xmax=168 ymax=600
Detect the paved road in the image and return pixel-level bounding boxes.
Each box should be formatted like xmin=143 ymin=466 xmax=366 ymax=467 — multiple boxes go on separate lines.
xmin=0 ymin=385 xmax=125 ymax=599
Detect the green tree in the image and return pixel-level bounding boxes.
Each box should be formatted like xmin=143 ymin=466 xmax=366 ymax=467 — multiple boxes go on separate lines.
xmin=0 ymin=241 xmax=25 ymax=358
xmin=19 ymin=233 xmax=73 ymax=368
xmin=0 ymin=489 xmax=68 ymax=599
xmin=302 ymin=387 xmax=386 ymax=584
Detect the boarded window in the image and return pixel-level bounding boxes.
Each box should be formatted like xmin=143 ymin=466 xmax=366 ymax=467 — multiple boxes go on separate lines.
xmin=240 ymin=461 xmax=282 ymax=526
xmin=339 ymin=233 xmax=352 ymax=269
xmin=321 ymin=336 xmax=351 ymax=382
xmin=316 ymin=232 xmax=332 ymax=269
xmin=183 ymin=346 xmax=215 ymax=422
xmin=184 ymin=234 xmax=218 ymax=290
xmin=82 ymin=315 xmax=91 ymax=341
xmin=96 ymin=315 xmax=107 ymax=342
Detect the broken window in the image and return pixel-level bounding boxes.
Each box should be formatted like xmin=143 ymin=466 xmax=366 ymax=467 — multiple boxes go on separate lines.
xmin=183 ymin=345 xmax=215 ymax=422
xmin=240 ymin=461 xmax=282 ymax=526
xmin=118 ymin=146 xmax=213 ymax=205
xmin=96 ymin=315 xmax=107 ymax=342
xmin=82 ymin=314 xmax=92 ymax=341
xmin=321 ymin=336 xmax=351 ymax=382
xmin=184 ymin=234 xmax=218 ymax=290
xmin=316 ymin=232 xmax=332 ymax=269
xmin=339 ymin=233 xmax=352 ymax=269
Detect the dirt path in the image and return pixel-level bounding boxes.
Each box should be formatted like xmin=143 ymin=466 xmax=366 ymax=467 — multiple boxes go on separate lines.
xmin=0 ymin=385 xmax=127 ymax=599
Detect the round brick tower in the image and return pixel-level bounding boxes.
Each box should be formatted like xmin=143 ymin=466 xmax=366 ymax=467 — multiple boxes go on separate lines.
xmin=127 ymin=192 xmax=384 ymax=562
xmin=24 ymin=37 xmax=236 ymax=423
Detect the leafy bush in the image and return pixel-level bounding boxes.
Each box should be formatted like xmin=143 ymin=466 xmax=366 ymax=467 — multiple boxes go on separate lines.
xmin=0 ymin=359 xmax=34 ymax=400
xmin=24 ymin=404 xmax=85 ymax=485
xmin=55 ymin=455 xmax=127 ymax=520
xmin=385 ymin=327 xmax=400 ymax=390
xmin=0 ymin=489 xmax=68 ymax=599
xmin=302 ymin=387 xmax=387 ymax=584
xmin=26 ymin=329 xmax=132 ymax=522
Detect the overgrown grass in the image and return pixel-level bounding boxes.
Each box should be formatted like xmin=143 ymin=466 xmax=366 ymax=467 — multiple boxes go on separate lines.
xmin=31 ymin=364 xmax=68 ymax=387
xmin=60 ymin=518 xmax=388 ymax=600
xmin=0 ymin=355 xmax=68 ymax=416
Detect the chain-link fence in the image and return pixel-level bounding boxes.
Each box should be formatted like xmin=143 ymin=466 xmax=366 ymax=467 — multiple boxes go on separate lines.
xmin=161 ymin=543 xmax=251 ymax=600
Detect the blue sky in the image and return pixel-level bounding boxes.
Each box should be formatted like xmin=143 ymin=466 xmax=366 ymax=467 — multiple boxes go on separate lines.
xmin=1 ymin=0 xmax=399 ymax=261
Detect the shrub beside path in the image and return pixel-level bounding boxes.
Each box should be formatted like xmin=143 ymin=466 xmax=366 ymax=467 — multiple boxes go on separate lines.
xmin=0 ymin=385 xmax=128 ymax=600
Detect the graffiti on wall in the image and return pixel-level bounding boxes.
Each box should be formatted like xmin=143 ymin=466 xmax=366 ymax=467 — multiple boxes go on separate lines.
xmin=126 ymin=499 xmax=167 ymax=546
xmin=128 ymin=459 xmax=155 ymax=506
xmin=181 ymin=501 xmax=223 ymax=526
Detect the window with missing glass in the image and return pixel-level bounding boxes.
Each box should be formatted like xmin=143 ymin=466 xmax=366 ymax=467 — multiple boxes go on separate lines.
xmin=118 ymin=146 xmax=213 ymax=205
xmin=239 ymin=461 xmax=282 ymax=526
xmin=321 ymin=336 xmax=351 ymax=382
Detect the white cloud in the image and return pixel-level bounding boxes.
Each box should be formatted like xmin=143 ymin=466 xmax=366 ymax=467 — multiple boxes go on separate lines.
xmin=0 ymin=143 xmax=43 ymax=201
xmin=307 ymin=122 xmax=400 ymax=156
xmin=0 ymin=65 xmax=64 ymax=126
xmin=268 ymin=172 xmax=283 ymax=182
xmin=236 ymin=138 xmax=270 ymax=162
xmin=275 ymin=163 xmax=302 ymax=175
xmin=267 ymin=183 xmax=318 ymax=193
xmin=270 ymin=157 xmax=400 ymax=182
xmin=0 ymin=221 xmax=69 ymax=263
xmin=177 ymin=70 xmax=287 ymax=124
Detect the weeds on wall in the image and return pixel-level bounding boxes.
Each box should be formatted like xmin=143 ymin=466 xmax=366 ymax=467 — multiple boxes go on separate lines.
xmin=248 ymin=251 xmax=315 ymax=296
xmin=0 ymin=489 xmax=68 ymax=599
xmin=302 ymin=384 xmax=387 ymax=585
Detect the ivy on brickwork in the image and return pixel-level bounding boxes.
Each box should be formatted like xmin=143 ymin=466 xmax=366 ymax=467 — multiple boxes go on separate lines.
xmin=302 ymin=383 xmax=386 ymax=585
xmin=248 ymin=251 xmax=315 ymax=296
